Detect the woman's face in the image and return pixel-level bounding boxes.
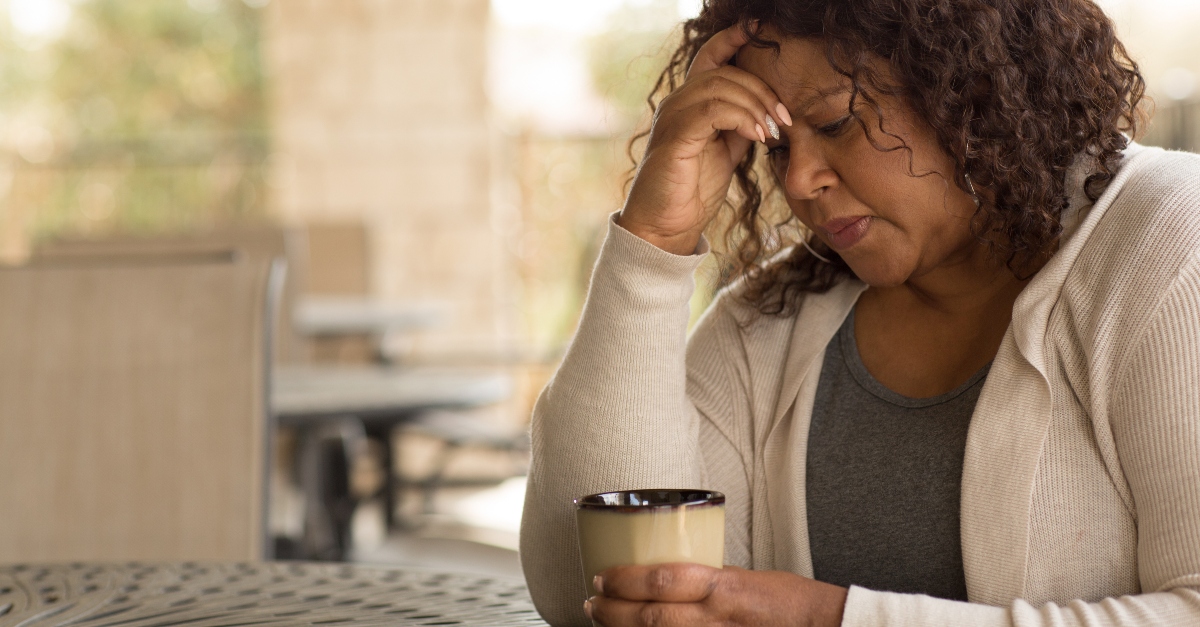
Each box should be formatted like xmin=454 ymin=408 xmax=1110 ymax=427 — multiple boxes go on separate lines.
xmin=737 ymin=35 xmax=983 ymax=288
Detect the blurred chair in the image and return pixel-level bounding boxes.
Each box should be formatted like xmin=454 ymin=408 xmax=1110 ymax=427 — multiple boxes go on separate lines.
xmin=301 ymin=222 xmax=371 ymax=297
xmin=294 ymin=221 xmax=447 ymax=365
xmin=0 ymin=251 xmax=282 ymax=562
xmin=33 ymin=223 xmax=406 ymax=365
xmin=296 ymin=221 xmax=378 ymax=363
xmin=33 ymin=226 xmax=306 ymax=364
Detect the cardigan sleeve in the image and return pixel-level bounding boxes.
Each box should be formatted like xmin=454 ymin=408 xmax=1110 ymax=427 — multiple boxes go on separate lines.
xmin=839 ymin=251 xmax=1200 ymax=627
xmin=519 ymin=216 xmax=757 ymax=626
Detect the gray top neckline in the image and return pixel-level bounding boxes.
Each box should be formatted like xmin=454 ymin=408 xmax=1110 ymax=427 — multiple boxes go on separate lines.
xmin=839 ymin=308 xmax=992 ymax=409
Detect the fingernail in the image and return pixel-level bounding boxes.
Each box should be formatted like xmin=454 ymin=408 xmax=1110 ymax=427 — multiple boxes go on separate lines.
xmin=593 ymin=575 xmax=604 ymax=594
xmin=584 ymin=599 xmax=594 ymax=618
xmin=755 ymin=124 xmax=766 ymax=143
xmin=765 ymin=116 xmax=780 ymax=140
xmin=775 ymin=103 xmax=793 ymax=126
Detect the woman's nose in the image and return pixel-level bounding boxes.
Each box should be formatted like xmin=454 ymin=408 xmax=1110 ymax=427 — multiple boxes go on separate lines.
xmin=783 ymin=145 xmax=838 ymax=200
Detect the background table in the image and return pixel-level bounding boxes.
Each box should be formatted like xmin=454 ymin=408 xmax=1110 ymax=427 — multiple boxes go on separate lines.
xmin=292 ymin=297 xmax=445 ymax=364
xmin=0 ymin=562 xmax=547 ymax=626
xmin=273 ymin=366 xmax=512 ymax=423
xmin=292 ymin=297 xmax=444 ymax=337
xmin=272 ymin=366 xmax=517 ymax=559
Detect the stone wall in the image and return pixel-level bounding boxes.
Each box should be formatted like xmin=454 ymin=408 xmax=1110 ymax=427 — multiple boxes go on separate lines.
xmin=263 ymin=0 xmax=515 ymax=358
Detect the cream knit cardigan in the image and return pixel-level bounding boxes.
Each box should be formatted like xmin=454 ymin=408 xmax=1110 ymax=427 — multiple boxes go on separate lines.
xmin=520 ymin=143 xmax=1200 ymax=626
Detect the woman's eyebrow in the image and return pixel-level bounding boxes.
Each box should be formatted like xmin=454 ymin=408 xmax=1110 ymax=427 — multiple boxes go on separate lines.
xmin=789 ymin=86 xmax=852 ymax=114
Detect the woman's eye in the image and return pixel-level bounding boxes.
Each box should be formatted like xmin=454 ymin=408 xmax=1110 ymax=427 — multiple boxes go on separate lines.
xmin=817 ymin=116 xmax=851 ymax=137
xmin=767 ymin=145 xmax=789 ymax=167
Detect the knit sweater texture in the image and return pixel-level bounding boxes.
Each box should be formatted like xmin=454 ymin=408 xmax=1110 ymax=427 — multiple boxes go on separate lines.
xmin=520 ymin=143 xmax=1200 ymax=626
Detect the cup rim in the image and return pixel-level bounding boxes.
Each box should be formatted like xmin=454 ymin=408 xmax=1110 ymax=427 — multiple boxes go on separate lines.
xmin=574 ymin=489 xmax=725 ymax=511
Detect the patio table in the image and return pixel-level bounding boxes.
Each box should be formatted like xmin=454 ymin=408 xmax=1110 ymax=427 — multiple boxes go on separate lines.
xmin=292 ymin=297 xmax=444 ymax=337
xmin=273 ymin=366 xmax=511 ymax=424
xmin=0 ymin=562 xmax=547 ymax=626
xmin=271 ymin=366 xmax=515 ymax=559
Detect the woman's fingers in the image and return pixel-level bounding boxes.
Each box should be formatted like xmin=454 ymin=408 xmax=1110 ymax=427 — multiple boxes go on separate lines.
xmin=707 ymin=66 xmax=793 ymax=127
xmin=668 ymin=98 xmax=769 ymax=145
xmin=684 ymin=20 xmax=794 ymax=131
xmin=586 ymin=566 xmax=730 ymax=627
xmin=596 ymin=563 xmax=722 ymax=603
xmin=661 ymin=70 xmax=790 ymax=138
xmin=687 ymin=23 xmax=753 ymax=78
xmin=614 ymin=22 xmax=784 ymax=255
xmin=587 ymin=596 xmax=712 ymax=627
xmin=587 ymin=567 xmax=847 ymax=627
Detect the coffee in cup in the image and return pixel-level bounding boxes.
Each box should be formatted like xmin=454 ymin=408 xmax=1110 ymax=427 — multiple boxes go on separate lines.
xmin=574 ymin=489 xmax=725 ymax=598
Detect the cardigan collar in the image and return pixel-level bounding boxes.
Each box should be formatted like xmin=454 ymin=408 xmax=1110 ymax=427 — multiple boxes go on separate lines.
xmin=1010 ymin=142 xmax=1153 ymax=376
xmin=766 ymin=278 xmax=865 ymax=577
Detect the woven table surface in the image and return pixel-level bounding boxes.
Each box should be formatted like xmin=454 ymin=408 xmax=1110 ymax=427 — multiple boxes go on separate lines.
xmin=0 ymin=562 xmax=548 ymax=626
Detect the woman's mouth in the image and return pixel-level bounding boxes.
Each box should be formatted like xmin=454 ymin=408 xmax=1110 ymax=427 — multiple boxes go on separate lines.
xmin=819 ymin=216 xmax=872 ymax=250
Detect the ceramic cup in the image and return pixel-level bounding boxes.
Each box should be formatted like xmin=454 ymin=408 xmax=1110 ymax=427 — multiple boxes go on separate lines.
xmin=574 ymin=489 xmax=725 ymax=598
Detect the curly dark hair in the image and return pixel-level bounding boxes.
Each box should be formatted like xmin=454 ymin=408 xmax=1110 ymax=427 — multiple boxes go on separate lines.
xmin=640 ymin=0 xmax=1146 ymax=316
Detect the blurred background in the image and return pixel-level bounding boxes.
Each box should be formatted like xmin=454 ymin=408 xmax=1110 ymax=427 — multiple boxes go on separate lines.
xmin=0 ymin=0 xmax=1196 ymax=578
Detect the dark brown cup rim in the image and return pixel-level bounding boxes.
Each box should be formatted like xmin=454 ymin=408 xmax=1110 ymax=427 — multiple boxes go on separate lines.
xmin=574 ymin=489 xmax=725 ymax=511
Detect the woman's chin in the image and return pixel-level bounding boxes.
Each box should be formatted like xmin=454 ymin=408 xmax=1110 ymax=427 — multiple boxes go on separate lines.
xmin=844 ymin=260 xmax=911 ymax=288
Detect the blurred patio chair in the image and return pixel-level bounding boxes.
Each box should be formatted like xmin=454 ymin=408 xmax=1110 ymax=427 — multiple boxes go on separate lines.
xmin=32 ymin=225 xmax=307 ymax=364
xmin=301 ymin=222 xmax=371 ymax=297
xmin=0 ymin=251 xmax=283 ymax=562
xmin=296 ymin=221 xmax=378 ymax=363
xmin=29 ymin=226 xmax=456 ymax=558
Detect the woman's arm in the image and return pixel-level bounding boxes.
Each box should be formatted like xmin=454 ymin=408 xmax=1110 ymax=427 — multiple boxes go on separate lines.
xmin=519 ymin=217 xmax=711 ymax=627
xmin=520 ymin=214 xmax=769 ymax=625
xmin=521 ymin=22 xmax=790 ymax=626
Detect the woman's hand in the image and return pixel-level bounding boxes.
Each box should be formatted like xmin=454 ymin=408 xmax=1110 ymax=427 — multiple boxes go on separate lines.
xmin=585 ymin=563 xmax=848 ymax=627
xmin=618 ymin=24 xmax=791 ymax=255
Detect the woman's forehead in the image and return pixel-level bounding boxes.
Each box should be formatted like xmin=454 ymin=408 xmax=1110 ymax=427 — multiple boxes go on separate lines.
xmin=736 ymin=36 xmax=852 ymax=113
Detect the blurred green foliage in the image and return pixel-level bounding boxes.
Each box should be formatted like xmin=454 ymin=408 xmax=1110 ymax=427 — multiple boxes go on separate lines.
xmin=54 ymin=0 xmax=265 ymax=140
xmin=500 ymin=1 xmax=674 ymax=348
xmin=586 ymin=0 xmax=680 ymax=131
xmin=2 ymin=0 xmax=268 ymax=241
xmin=505 ymin=1 xmax=684 ymax=347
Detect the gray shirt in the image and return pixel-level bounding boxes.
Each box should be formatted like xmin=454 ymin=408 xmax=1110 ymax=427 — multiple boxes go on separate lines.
xmin=806 ymin=308 xmax=988 ymax=601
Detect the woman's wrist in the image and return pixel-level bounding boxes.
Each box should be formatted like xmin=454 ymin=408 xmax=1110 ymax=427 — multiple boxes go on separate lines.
xmin=614 ymin=211 xmax=705 ymax=257
xmin=806 ymin=581 xmax=848 ymax=627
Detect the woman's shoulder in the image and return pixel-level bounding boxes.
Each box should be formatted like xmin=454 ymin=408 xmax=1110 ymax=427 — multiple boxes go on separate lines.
xmin=1122 ymin=142 xmax=1200 ymax=182
xmin=1056 ymin=145 xmax=1200 ymax=352
xmin=1077 ymin=146 xmax=1200 ymax=278
xmin=1101 ymin=145 xmax=1200 ymax=241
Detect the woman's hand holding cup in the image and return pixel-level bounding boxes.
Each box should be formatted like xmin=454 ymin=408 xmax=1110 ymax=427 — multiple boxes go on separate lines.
xmin=617 ymin=23 xmax=791 ymax=256
xmin=574 ymin=490 xmax=847 ymax=627
xmin=585 ymin=564 xmax=848 ymax=627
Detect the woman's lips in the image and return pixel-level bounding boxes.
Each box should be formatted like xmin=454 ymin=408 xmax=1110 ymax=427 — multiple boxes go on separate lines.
xmin=819 ymin=216 xmax=872 ymax=250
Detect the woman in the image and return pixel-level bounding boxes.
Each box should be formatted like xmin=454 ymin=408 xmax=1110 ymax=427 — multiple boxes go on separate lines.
xmin=520 ymin=0 xmax=1200 ymax=625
